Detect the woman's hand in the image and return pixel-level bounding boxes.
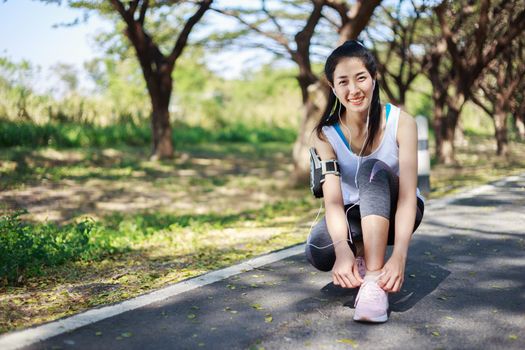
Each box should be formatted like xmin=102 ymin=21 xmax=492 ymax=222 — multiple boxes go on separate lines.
xmin=378 ymin=252 xmax=406 ymax=292
xmin=332 ymin=246 xmax=363 ymax=288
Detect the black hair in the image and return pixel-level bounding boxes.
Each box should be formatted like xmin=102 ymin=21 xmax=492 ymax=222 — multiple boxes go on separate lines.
xmin=315 ymin=40 xmax=381 ymax=154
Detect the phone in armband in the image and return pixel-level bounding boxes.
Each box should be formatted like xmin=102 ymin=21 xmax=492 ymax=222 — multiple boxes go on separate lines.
xmin=309 ymin=147 xmax=340 ymax=198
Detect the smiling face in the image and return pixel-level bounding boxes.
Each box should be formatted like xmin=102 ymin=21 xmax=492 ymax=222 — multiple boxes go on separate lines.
xmin=331 ymin=57 xmax=375 ymax=115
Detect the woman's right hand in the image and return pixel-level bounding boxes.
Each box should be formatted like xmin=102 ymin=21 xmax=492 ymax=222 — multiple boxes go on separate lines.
xmin=332 ymin=246 xmax=363 ymax=288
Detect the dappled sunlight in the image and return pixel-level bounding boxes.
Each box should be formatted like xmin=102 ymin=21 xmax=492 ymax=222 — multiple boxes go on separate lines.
xmin=0 ymin=146 xmax=304 ymax=224
xmin=0 ymin=144 xmax=316 ymax=332
xmin=429 ymin=139 xmax=525 ymax=198
xmin=37 ymin=148 xmax=85 ymax=163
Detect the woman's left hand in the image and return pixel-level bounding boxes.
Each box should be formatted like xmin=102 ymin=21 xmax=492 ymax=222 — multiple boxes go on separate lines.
xmin=378 ymin=252 xmax=406 ymax=292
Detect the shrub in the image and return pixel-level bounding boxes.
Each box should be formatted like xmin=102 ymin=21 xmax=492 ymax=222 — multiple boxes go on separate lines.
xmin=0 ymin=211 xmax=121 ymax=286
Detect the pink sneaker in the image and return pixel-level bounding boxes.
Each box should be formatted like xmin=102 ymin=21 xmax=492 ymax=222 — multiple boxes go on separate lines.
xmin=353 ymin=278 xmax=388 ymax=323
xmin=355 ymin=257 xmax=366 ymax=279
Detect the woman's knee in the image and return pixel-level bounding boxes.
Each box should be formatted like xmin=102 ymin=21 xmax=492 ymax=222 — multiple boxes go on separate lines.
xmin=356 ymin=159 xmax=391 ymax=188
xmin=305 ymin=218 xmax=335 ymax=272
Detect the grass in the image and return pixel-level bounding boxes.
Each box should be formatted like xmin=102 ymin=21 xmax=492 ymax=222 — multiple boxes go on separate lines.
xmin=0 ymin=119 xmax=297 ymax=149
xmin=429 ymin=135 xmax=525 ymax=198
xmin=1 ymin=135 xmax=524 ymax=334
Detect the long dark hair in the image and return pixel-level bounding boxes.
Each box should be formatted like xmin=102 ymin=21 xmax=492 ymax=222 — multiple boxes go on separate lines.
xmin=315 ymin=40 xmax=381 ymax=154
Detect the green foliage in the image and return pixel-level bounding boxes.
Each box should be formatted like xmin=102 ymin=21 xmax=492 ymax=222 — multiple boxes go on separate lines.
xmin=0 ymin=120 xmax=151 ymax=148
xmin=0 ymin=211 xmax=122 ymax=286
xmin=0 ymin=193 xmax=311 ymax=287
xmin=0 ymin=119 xmax=296 ymax=149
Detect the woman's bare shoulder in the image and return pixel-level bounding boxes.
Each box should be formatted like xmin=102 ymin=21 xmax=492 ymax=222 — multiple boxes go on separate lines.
xmin=398 ymin=108 xmax=417 ymax=131
xmin=311 ymin=127 xmax=336 ymax=160
xmin=396 ymin=108 xmax=418 ymax=144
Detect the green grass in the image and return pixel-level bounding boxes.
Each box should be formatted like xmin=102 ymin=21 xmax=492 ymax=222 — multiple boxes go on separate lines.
xmin=0 ymin=196 xmax=312 ymax=287
xmin=0 ymin=119 xmax=297 ymax=149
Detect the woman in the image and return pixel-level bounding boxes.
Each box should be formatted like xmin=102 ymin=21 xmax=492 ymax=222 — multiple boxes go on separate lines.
xmin=305 ymin=40 xmax=425 ymax=323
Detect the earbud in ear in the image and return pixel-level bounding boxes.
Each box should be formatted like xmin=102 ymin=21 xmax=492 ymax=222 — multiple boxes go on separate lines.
xmin=331 ymin=87 xmax=336 ymax=94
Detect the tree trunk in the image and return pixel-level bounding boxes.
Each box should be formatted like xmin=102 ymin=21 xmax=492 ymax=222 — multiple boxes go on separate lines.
xmin=494 ymin=107 xmax=509 ymax=157
xmin=515 ymin=112 xmax=525 ymax=140
xmin=292 ymin=81 xmax=327 ymax=184
xmin=434 ymin=93 xmax=464 ymax=164
xmin=430 ymin=80 xmax=447 ymax=163
xmin=151 ymin=103 xmax=173 ymax=160
xmin=149 ymin=74 xmax=174 ymax=160
xmin=454 ymin=119 xmax=468 ymax=148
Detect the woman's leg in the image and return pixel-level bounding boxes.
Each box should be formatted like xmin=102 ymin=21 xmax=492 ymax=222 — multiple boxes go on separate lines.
xmin=305 ymin=217 xmax=337 ymax=272
xmin=356 ymin=159 xmax=399 ymax=274
xmin=305 ymin=213 xmax=364 ymax=272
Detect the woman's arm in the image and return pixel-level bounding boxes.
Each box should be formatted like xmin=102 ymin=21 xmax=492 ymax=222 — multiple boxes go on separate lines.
xmin=378 ymin=110 xmax=418 ymax=292
xmin=393 ymin=110 xmax=419 ymax=258
xmin=313 ymin=135 xmax=363 ymax=288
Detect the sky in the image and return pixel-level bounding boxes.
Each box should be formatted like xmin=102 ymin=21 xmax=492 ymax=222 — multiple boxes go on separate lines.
xmin=0 ymin=0 xmax=269 ymax=93
xmin=0 ymin=0 xmax=111 ymax=91
xmin=0 ymin=0 xmax=107 ymax=66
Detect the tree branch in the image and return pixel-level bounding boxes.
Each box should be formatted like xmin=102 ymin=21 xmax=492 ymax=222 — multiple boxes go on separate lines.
xmin=138 ymin=0 xmax=148 ymax=25
xmin=475 ymin=0 xmax=490 ymax=60
xmin=209 ymin=7 xmax=293 ymax=58
xmin=262 ymin=0 xmax=284 ymax=34
xmin=479 ymin=8 xmax=525 ymax=74
xmin=471 ymin=90 xmax=493 ymax=116
xmin=168 ymin=0 xmax=213 ymax=66
xmin=435 ymin=1 xmax=465 ymax=74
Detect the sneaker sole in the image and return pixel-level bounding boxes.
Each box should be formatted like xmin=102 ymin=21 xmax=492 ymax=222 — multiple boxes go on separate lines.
xmin=353 ymin=313 xmax=388 ymax=323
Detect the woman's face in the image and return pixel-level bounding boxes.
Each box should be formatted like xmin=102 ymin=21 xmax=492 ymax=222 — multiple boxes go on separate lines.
xmin=332 ymin=57 xmax=375 ymax=115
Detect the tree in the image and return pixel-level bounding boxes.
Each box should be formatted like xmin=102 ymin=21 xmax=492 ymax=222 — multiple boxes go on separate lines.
xmin=365 ymin=0 xmax=431 ymax=109
xmin=426 ymin=0 xmax=525 ymax=164
xmin=0 ymin=56 xmax=39 ymax=120
xmin=48 ymin=0 xmax=214 ymax=159
xmin=111 ymin=0 xmax=214 ymax=159
xmin=52 ymin=63 xmax=80 ymax=96
xmin=212 ymin=0 xmax=381 ymax=183
xmin=471 ymin=38 xmax=525 ymax=156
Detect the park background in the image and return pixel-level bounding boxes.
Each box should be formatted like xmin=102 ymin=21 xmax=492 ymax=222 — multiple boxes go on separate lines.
xmin=1 ymin=0 xmax=524 ymax=334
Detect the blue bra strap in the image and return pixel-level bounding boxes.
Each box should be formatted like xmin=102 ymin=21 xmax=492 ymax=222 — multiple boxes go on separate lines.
xmin=334 ymin=123 xmax=351 ymax=151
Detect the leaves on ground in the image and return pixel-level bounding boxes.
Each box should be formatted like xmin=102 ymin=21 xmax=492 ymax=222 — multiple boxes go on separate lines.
xmin=337 ymin=338 xmax=358 ymax=347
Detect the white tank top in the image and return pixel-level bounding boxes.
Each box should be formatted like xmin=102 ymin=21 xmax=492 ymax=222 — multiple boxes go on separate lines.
xmin=322 ymin=104 xmax=423 ymax=205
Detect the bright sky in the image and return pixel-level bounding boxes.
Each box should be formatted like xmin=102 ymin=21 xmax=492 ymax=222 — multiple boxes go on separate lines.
xmin=0 ymin=0 xmax=268 ymax=92
xmin=0 ymin=0 xmax=110 ymax=65
xmin=0 ymin=0 xmax=111 ymax=92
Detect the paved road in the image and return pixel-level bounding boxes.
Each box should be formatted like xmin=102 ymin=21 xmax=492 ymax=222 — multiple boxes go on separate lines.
xmin=21 ymin=174 xmax=525 ymax=349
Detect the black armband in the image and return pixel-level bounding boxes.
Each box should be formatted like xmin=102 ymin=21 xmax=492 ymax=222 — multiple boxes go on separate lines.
xmin=309 ymin=147 xmax=340 ymax=198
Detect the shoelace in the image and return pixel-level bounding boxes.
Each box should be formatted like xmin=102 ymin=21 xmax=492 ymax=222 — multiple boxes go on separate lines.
xmin=354 ymin=280 xmax=384 ymax=307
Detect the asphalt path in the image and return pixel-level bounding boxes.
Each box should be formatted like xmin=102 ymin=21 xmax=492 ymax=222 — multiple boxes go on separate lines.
xmin=11 ymin=173 xmax=525 ymax=349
